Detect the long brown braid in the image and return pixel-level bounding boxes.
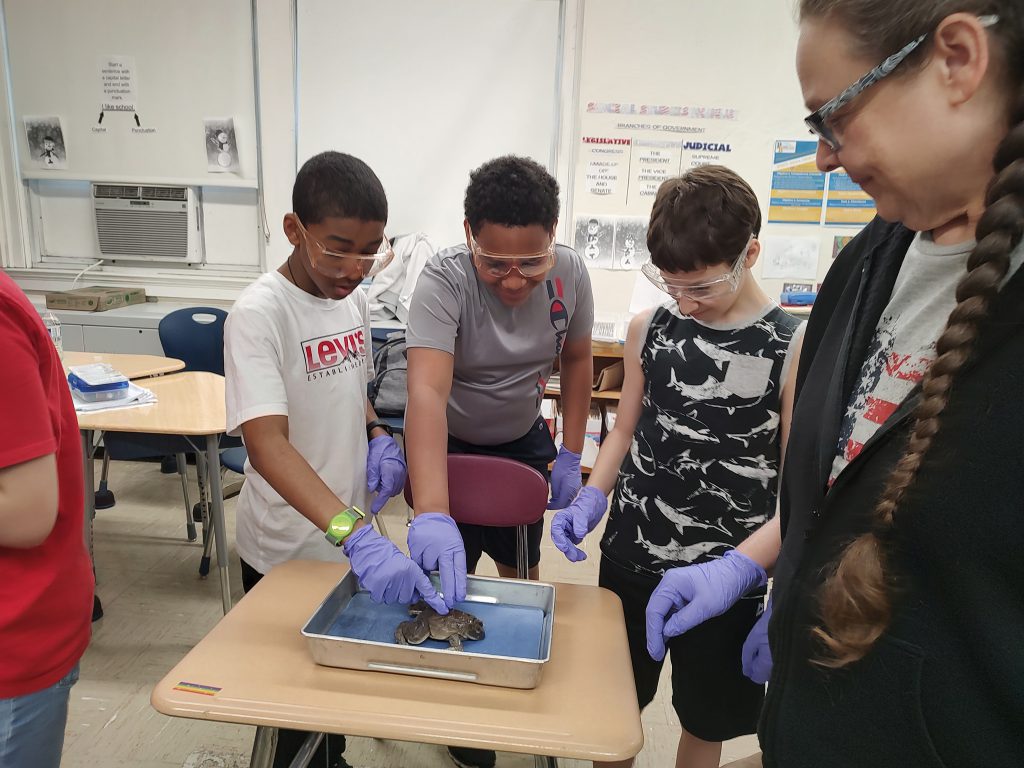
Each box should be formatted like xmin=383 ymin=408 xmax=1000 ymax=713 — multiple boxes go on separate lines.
xmin=797 ymin=0 xmax=1024 ymax=667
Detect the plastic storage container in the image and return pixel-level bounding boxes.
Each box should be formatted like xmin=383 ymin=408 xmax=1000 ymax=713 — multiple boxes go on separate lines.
xmin=67 ymin=363 xmax=130 ymax=403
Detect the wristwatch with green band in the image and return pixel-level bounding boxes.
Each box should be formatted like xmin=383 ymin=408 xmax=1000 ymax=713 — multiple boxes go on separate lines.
xmin=324 ymin=506 xmax=366 ymax=547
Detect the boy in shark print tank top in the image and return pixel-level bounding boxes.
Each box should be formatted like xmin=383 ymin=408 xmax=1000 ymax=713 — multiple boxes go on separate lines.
xmin=550 ymin=167 xmax=802 ymax=768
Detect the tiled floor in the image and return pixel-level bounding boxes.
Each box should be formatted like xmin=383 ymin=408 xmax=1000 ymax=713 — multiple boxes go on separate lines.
xmin=63 ymin=458 xmax=759 ymax=767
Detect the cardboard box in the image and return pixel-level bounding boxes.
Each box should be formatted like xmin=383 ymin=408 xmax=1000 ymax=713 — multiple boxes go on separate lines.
xmin=45 ymin=286 xmax=147 ymax=312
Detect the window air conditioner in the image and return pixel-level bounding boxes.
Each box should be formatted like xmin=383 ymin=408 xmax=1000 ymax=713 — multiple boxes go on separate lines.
xmin=92 ymin=183 xmax=204 ymax=264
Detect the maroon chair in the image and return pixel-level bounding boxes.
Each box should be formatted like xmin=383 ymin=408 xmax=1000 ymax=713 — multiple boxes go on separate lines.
xmin=404 ymin=454 xmax=548 ymax=579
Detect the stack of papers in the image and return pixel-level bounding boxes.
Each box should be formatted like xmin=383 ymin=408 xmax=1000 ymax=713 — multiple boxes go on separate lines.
xmin=71 ymin=382 xmax=157 ymax=413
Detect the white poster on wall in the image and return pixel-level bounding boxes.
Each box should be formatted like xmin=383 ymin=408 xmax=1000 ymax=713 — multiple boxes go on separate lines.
xmin=98 ymin=55 xmax=137 ymax=113
xmin=760 ymin=236 xmax=820 ymax=280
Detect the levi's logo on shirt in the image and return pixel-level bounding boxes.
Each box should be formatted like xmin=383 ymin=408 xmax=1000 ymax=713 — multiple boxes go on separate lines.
xmin=302 ymin=327 xmax=366 ymax=380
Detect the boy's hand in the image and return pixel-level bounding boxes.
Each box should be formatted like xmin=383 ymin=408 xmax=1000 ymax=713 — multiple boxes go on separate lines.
xmin=645 ymin=550 xmax=767 ymax=661
xmin=366 ymin=435 xmax=407 ymax=515
xmin=343 ymin=525 xmax=446 ymax=612
xmin=742 ymin=596 xmax=773 ymax=684
xmin=547 ymin=445 xmax=583 ymax=509
xmin=407 ymin=513 xmax=467 ymax=609
xmin=550 ymin=486 xmax=607 ymax=562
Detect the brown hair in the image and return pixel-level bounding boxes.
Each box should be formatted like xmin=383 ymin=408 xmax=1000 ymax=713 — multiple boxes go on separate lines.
xmin=799 ymin=0 xmax=1024 ymax=667
xmin=646 ymin=165 xmax=762 ymax=272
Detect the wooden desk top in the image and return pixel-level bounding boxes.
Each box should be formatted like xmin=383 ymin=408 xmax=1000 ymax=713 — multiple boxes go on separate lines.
xmin=64 ymin=351 xmax=185 ymax=379
xmin=592 ymin=339 xmax=625 ymax=358
xmin=151 ymin=560 xmax=643 ymax=762
xmin=76 ymin=371 xmax=225 ymax=436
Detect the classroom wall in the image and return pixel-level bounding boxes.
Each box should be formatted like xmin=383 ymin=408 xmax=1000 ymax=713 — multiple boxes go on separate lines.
xmin=0 ymin=0 xmax=856 ymax=313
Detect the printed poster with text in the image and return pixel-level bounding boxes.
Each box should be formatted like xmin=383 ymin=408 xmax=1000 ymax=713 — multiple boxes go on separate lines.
xmin=825 ymin=169 xmax=877 ymax=225
xmin=768 ymin=140 xmax=826 ymax=224
xmin=573 ymin=101 xmax=741 ymax=270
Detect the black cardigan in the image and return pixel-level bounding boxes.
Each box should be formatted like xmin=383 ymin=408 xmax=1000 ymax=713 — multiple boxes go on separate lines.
xmin=760 ymin=216 xmax=1024 ymax=767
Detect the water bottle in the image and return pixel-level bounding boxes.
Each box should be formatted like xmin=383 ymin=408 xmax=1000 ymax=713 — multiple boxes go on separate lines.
xmin=43 ymin=309 xmax=64 ymax=362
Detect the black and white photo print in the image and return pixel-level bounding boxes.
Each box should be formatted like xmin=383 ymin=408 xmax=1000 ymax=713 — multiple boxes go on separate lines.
xmin=24 ymin=116 xmax=67 ymax=169
xmin=204 ymin=117 xmax=239 ymax=173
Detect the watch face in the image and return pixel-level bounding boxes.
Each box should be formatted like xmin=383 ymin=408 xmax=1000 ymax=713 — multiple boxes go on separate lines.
xmin=328 ymin=516 xmax=354 ymax=538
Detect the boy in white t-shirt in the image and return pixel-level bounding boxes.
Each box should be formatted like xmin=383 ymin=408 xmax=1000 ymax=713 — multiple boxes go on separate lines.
xmin=225 ymin=151 xmax=445 ymax=768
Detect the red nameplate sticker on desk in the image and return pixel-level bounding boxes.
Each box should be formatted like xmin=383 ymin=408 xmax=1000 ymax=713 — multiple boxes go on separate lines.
xmin=173 ymin=681 xmax=222 ymax=696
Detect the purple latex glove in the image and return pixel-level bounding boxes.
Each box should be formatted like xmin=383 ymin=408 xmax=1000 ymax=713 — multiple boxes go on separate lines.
xmin=343 ymin=525 xmax=446 ymax=612
xmin=547 ymin=445 xmax=583 ymax=509
xmin=366 ymin=435 xmax=407 ymax=515
xmin=742 ymin=595 xmax=773 ymax=684
xmin=645 ymin=550 xmax=767 ymax=661
xmin=407 ymin=513 xmax=467 ymax=610
xmin=550 ymin=485 xmax=607 ymax=562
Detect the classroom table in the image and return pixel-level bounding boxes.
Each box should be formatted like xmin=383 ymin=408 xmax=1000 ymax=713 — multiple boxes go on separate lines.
xmin=64 ymin=350 xmax=185 ymax=379
xmin=151 ymin=560 xmax=644 ymax=768
xmin=78 ymin=371 xmax=233 ymax=615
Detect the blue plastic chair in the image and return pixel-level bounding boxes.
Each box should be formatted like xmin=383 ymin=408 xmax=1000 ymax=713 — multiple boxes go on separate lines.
xmin=158 ymin=307 xmax=228 ymax=375
xmin=158 ymin=307 xmax=247 ymax=574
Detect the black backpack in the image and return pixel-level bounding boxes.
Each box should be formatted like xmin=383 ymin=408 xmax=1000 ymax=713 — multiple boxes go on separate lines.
xmin=367 ymin=332 xmax=408 ymax=416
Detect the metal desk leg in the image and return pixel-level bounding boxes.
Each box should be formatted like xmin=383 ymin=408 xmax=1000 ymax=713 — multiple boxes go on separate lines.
xmin=82 ymin=430 xmax=103 ymax=621
xmin=205 ymin=434 xmax=232 ymax=615
xmin=287 ymin=732 xmax=324 ymax=768
xmin=82 ymin=430 xmax=95 ymax=554
xmin=250 ymin=726 xmax=278 ymax=768
xmin=249 ymin=728 xmax=322 ymax=768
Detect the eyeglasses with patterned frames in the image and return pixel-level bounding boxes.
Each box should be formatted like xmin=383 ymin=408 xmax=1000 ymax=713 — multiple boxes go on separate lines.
xmin=805 ymin=14 xmax=999 ymax=152
xmin=469 ymin=233 xmax=556 ymax=279
xmin=294 ymin=217 xmax=395 ymax=278
xmin=641 ymin=236 xmax=752 ymax=301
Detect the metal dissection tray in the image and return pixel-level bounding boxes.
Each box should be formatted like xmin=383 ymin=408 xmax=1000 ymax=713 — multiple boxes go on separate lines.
xmin=302 ymin=571 xmax=554 ymax=689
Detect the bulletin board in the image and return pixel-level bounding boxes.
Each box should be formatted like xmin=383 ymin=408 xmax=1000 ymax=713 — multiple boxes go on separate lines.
xmin=568 ymin=0 xmax=870 ymax=290
xmin=4 ymin=0 xmax=258 ymax=187
xmin=296 ymin=0 xmax=563 ymax=250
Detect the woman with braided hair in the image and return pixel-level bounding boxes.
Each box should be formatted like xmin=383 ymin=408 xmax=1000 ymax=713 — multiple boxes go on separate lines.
xmin=645 ymin=2 xmax=1024 ymax=765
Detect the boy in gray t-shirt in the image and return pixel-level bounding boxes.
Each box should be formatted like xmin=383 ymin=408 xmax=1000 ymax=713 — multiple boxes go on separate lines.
xmin=406 ymin=155 xmax=594 ymax=589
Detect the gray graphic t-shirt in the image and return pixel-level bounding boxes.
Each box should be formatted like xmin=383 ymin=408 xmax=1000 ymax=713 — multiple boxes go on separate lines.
xmin=831 ymin=233 xmax=1024 ymax=483
xmin=407 ymin=243 xmax=594 ymax=445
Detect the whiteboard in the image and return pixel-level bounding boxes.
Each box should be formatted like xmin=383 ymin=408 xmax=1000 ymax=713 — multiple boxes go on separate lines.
xmin=297 ymin=0 xmax=563 ymax=250
xmin=4 ymin=0 xmax=258 ymax=186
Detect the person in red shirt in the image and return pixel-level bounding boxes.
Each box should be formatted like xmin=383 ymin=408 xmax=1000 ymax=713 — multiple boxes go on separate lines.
xmin=0 ymin=270 xmax=94 ymax=768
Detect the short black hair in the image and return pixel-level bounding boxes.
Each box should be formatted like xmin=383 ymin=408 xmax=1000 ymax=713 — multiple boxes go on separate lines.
xmin=464 ymin=155 xmax=559 ymax=234
xmin=292 ymin=151 xmax=388 ymax=226
xmin=647 ymin=165 xmax=761 ymax=272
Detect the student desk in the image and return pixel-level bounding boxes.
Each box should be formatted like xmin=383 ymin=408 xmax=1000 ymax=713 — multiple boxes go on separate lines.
xmin=151 ymin=560 xmax=643 ymax=768
xmin=69 ymin=351 xmax=187 ymax=619
xmin=64 ymin=351 xmax=186 ymax=379
xmin=77 ymin=371 xmax=233 ymax=615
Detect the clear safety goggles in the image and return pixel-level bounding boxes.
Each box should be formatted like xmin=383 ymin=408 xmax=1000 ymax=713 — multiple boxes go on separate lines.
xmin=641 ymin=236 xmax=752 ymax=301
xmin=295 ymin=217 xmax=394 ymax=279
xmin=469 ymin=233 xmax=556 ymax=279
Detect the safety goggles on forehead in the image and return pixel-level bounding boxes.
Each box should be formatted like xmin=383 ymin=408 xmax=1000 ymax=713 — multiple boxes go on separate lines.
xmin=641 ymin=236 xmax=752 ymax=301
xmin=806 ymin=14 xmax=999 ymax=151
xmin=295 ymin=216 xmax=394 ymax=279
xmin=469 ymin=233 xmax=556 ymax=279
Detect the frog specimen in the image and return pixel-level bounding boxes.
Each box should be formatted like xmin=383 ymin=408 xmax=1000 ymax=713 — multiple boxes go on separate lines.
xmin=394 ymin=601 xmax=485 ymax=651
